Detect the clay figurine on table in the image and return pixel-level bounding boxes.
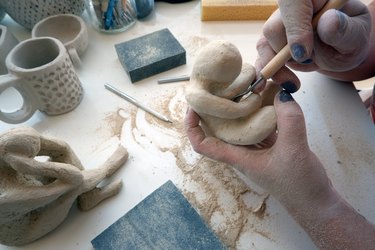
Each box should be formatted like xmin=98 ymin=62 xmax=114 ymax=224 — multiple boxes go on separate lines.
xmin=185 ymin=40 xmax=280 ymax=145
xmin=0 ymin=127 xmax=128 ymax=246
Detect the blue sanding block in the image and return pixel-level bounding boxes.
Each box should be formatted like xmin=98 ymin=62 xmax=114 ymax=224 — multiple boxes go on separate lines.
xmin=115 ymin=28 xmax=186 ymax=83
xmin=91 ymin=180 xmax=226 ymax=249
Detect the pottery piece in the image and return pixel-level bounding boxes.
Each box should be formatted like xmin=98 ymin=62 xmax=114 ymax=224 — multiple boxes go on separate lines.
xmin=0 ymin=126 xmax=129 ymax=246
xmin=0 ymin=0 xmax=85 ymax=30
xmin=185 ymin=40 xmax=279 ymax=145
xmin=134 ymin=0 xmax=154 ymax=19
xmin=32 ymin=14 xmax=89 ymax=67
xmin=0 ymin=25 xmax=18 ymax=75
xmin=0 ymin=8 xmax=5 ymax=22
xmin=0 ymin=37 xmax=83 ymax=124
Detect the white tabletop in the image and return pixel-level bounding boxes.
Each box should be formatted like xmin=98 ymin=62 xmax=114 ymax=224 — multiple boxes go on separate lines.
xmin=1 ymin=1 xmax=375 ymax=249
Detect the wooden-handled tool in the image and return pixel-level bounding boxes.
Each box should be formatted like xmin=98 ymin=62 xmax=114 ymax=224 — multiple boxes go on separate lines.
xmin=232 ymin=0 xmax=349 ymax=101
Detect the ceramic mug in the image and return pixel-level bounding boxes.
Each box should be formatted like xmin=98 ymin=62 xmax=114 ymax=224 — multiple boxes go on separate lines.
xmin=0 ymin=0 xmax=86 ymax=30
xmin=0 ymin=25 xmax=18 ymax=74
xmin=0 ymin=37 xmax=84 ymax=124
xmin=32 ymin=14 xmax=88 ymax=67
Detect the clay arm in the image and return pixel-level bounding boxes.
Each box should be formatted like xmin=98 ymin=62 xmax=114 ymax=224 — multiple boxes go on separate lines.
xmin=0 ymin=155 xmax=83 ymax=219
xmin=3 ymin=154 xmax=84 ymax=185
xmin=216 ymin=63 xmax=256 ymax=99
xmin=38 ymin=135 xmax=84 ymax=170
xmin=185 ymin=87 xmax=262 ymax=119
xmin=0 ymin=179 xmax=74 ymax=221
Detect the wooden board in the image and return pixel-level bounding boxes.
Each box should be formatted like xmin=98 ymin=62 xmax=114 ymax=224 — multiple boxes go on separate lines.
xmin=201 ymin=0 xmax=278 ymax=21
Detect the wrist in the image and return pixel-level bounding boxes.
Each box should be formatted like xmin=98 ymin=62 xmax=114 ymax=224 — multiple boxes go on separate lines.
xmin=285 ymin=187 xmax=375 ymax=249
xmin=282 ymin=182 xmax=342 ymax=223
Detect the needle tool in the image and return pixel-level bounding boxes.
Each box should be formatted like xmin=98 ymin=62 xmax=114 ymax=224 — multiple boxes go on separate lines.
xmin=105 ymin=83 xmax=173 ymax=123
xmin=157 ymin=75 xmax=190 ymax=84
xmin=232 ymin=0 xmax=349 ymax=101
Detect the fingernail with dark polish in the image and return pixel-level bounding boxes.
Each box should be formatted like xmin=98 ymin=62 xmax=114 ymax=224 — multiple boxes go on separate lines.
xmin=281 ymin=81 xmax=297 ymax=93
xmin=301 ymin=58 xmax=313 ymax=64
xmin=279 ymin=90 xmax=295 ymax=102
xmin=291 ymin=43 xmax=306 ymax=61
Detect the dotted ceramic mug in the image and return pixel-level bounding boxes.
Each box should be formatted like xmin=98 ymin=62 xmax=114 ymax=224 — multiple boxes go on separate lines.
xmin=0 ymin=37 xmax=83 ymax=124
xmin=0 ymin=25 xmax=18 ymax=74
xmin=32 ymin=14 xmax=88 ymax=68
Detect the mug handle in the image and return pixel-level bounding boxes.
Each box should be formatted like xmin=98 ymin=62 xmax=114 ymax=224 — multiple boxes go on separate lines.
xmin=0 ymin=74 xmax=36 ymax=124
xmin=68 ymin=47 xmax=82 ymax=68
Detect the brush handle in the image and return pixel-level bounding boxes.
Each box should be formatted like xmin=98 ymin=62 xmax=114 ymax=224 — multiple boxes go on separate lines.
xmin=260 ymin=0 xmax=349 ymax=79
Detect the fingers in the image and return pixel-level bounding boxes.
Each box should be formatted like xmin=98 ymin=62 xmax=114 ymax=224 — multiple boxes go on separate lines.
xmin=184 ymin=108 xmax=206 ymax=153
xmin=315 ymin=2 xmax=371 ymax=71
xmin=273 ymin=91 xmax=309 ymax=149
xmin=255 ymin=36 xmax=301 ymax=92
xmin=262 ymin=10 xmax=287 ymax=52
xmin=184 ymin=108 xmax=240 ymax=164
xmin=276 ymin=0 xmax=317 ymax=62
xmin=184 ymin=108 xmax=267 ymax=172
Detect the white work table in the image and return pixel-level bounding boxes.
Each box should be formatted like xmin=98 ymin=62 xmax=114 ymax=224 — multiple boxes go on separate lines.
xmin=1 ymin=1 xmax=375 ymax=249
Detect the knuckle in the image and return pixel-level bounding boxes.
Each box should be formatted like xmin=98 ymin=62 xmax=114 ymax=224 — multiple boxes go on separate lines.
xmin=256 ymin=36 xmax=269 ymax=51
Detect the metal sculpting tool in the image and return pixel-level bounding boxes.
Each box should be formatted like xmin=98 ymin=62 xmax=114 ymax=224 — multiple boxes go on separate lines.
xmin=157 ymin=75 xmax=190 ymax=84
xmin=232 ymin=0 xmax=349 ymax=101
xmin=105 ymin=83 xmax=172 ymax=123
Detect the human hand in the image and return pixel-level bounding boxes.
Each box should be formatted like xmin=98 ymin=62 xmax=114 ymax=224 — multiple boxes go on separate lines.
xmin=184 ymin=90 xmax=338 ymax=212
xmin=256 ymin=0 xmax=371 ymax=89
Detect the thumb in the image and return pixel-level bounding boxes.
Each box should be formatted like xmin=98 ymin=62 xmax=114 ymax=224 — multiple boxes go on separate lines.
xmin=317 ymin=1 xmax=370 ymax=51
xmin=277 ymin=0 xmax=314 ymax=62
xmin=273 ymin=91 xmax=309 ymax=148
xmin=316 ymin=8 xmax=371 ymax=69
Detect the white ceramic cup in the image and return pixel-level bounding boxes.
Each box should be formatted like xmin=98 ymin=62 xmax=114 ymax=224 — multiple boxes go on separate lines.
xmin=0 ymin=37 xmax=84 ymax=124
xmin=0 ymin=25 xmax=19 ymax=74
xmin=31 ymin=14 xmax=88 ymax=67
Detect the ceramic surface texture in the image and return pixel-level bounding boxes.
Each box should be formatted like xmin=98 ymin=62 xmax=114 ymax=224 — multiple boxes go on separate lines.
xmin=0 ymin=0 xmax=85 ymax=30
xmin=0 ymin=37 xmax=83 ymax=124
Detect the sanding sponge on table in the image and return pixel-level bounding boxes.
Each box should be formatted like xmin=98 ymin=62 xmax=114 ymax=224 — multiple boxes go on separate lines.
xmin=201 ymin=0 xmax=278 ymax=21
xmin=115 ymin=28 xmax=186 ymax=83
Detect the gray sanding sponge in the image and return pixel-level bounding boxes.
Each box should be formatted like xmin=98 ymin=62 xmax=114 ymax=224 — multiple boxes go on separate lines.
xmin=115 ymin=28 xmax=186 ymax=83
xmin=91 ymin=180 xmax=226 ymax=249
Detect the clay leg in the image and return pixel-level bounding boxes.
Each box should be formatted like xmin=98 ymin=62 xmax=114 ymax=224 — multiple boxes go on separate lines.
xmin=77 ymin=179 xmax=123 ymax=211
xmin=79 ymin=146 xmax=128 ymax=193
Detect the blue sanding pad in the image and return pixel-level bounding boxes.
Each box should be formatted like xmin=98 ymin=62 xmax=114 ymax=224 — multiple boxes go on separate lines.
xmin=115 ymin=28 xmax=186 ymax=83
xmin=91 ymin=180 xmax=226 ymax=249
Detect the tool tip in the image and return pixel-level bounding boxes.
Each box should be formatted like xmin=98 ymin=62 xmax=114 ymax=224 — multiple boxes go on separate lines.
xmin=250 ymin=76 xmax=265 ymax=91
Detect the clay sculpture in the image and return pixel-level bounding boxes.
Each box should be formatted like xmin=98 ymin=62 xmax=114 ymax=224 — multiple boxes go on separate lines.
xmin=0 ymin=127 xmax=128 ymax=246
xmin=185 ymin=40 xmax=280 ymax=145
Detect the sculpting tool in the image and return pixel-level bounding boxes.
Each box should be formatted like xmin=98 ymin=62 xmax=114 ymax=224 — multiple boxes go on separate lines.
xmin=104 ymin=83 xmax=172 ymax=123
xmin=157 ymin=75 xmax=190 ymax=84
xmin=232 ymin=0 xmax=349 ymax=101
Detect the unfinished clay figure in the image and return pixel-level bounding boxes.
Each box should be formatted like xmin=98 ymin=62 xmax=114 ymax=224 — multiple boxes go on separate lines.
xmin=185 ymin=40 xmax=279 ymax=145
xmin=0 ymin=127 xmax=128 ymax=246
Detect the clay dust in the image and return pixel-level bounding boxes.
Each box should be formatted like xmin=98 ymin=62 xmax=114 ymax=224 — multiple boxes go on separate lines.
xmin=101 ymin=86 xmax=273 ymax=249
